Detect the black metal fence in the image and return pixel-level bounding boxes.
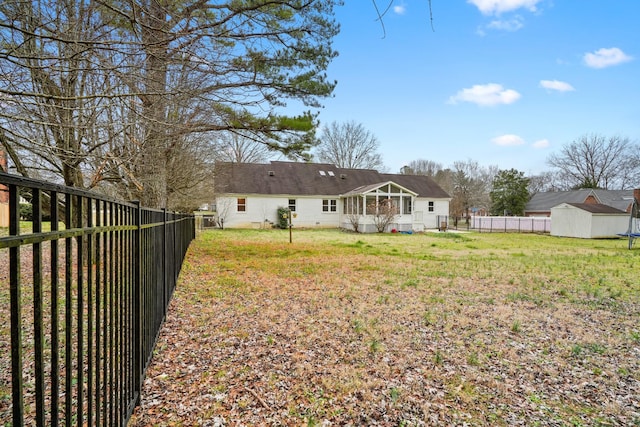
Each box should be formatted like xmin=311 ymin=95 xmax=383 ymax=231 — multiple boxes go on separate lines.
xmin=0 ymin=172 xmax=195 ymax=426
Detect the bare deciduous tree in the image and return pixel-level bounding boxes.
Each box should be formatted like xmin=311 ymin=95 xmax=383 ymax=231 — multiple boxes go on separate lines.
xmin=400 ymin=159 xmax=443 ymax=177
xmin=213 ymin=132 xmax=276 ymax=164
xmin=547 ymin=134 xmax=640 ymax=190
xmin=0 ymin=0 xmax=123 ymax=187
xmin=528 ymin=170 xmax=570 ymax=194
xmin=315 ymin=121 xmax=384 ymax=170
xmin=368 ymin=199 xmax=397 ymax=232
xmin=450 ymin=160 xmax=496 ymax=220
xmin=214 ymin=198 xmax=234 ymax=229
xmin=345 ymin=213 xmax=361 ymax=233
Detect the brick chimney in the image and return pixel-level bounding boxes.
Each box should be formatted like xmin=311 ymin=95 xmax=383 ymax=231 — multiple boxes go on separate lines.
xmin=0 ymin=149 xmax=6 ymax=173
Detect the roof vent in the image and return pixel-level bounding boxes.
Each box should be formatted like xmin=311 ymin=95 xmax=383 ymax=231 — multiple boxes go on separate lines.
xmin=268 ymin=170 xmax=275 ymax=176
xmin=340 ymin=174 xmax=346 ymax=179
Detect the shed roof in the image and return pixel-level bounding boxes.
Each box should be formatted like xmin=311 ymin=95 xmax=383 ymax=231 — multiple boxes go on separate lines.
xmin=560 ymin=203 xmax=627 ymax=214
xmin=214 ymin=161 xmax=450 ymax=198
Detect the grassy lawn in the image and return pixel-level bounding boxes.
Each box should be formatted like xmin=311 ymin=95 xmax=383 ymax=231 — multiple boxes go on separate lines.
xmin=109 ymin=229 xmax=637 ymax=425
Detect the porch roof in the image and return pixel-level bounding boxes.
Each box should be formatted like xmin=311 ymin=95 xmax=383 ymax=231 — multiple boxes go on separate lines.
xmin=343 ymin=181 xmax=418 ymax=197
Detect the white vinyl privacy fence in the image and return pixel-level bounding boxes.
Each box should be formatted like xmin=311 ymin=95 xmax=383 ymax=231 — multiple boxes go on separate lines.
xmin=470 ymin=216 xmax=551 ymax=233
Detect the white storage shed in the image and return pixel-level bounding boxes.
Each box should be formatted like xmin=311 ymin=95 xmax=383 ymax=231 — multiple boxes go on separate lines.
xmin=550 ymin=203 xmax=628 ymax=239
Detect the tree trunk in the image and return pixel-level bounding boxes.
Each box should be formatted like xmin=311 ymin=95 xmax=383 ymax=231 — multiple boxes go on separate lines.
xmin=139 ymin=0 xmax=169 ymax=208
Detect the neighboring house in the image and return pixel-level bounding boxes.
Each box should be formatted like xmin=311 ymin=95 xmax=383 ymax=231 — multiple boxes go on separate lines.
xmin=550 ymin=203 xmax=628 ymax=239
xmin=525 ymin=189 xmax=635 ymax=217
xmin=213 ymin=161 xmax=451 ymax=232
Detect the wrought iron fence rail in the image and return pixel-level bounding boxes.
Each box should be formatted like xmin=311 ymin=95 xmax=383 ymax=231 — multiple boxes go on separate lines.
xmin=0 ymin=171 xmax=195 ymax=426
xmin=0 ymin=225 xmax=138 ymax=249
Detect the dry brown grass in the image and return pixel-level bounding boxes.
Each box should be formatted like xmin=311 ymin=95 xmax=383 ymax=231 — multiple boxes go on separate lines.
xmin=126 ymin=229 xmax=639 ymax=426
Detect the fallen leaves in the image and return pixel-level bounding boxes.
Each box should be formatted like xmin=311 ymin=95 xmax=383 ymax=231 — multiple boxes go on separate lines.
xmin=127 ymin=230 xmax=640 ymax=426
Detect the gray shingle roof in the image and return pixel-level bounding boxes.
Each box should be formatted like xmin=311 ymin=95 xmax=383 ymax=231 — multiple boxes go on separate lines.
xmin=592 ymin=189 xmax=635 ymax=212
xmin=214 ymin=161 xmax=451 ymax=198
xmin=526 ymin=189 xmax=594 ymax=212
xmin=526 ymin=189 xmax=634 ymax=213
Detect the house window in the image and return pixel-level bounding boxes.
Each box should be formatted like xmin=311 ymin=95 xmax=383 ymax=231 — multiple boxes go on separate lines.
xmin=322 ymin=199 xmax=337 ymax=212
xmin=391 ymin=197 xmax=401 ymax=214
xmin=366 ymin=196 xmax=378 ymax=214
xmin=344 ymin=197 xmax=363 ymax=215
xmin=403 ymin=197 xmax=412 ymax=214
xmin=367 ymin=197 xmax=397 ymax=215
xmin=237 ymin=198 xmax=246 ymax=212
xmin=428 ymin=201 xmax=434 ymax=212
xmin=288 ymin=199 xmax=296 ymax=212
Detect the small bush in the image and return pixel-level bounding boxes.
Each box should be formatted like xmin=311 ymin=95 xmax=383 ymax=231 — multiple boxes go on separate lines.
xmin=277 ymin=207 xmax=289 ymax=229
xmin=20 ymin=203 xmax=32 ymax=221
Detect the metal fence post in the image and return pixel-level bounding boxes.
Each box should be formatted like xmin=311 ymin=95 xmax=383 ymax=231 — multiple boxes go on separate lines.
xmin=133 ymin=200 xmax=142 ymax=405
xmin=8 ymin=183 xmax=23 ymax=425
xmin=32 ymin=188 xmax=45 ymax=426
xmin=163 ymin=208 xmax=168 ymax=313
xmin=50 ymin=191 xmax=60 ymax=427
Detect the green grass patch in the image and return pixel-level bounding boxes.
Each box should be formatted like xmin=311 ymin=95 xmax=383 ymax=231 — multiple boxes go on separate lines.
xmin=9 ymin=227 xmax=637 ymax=426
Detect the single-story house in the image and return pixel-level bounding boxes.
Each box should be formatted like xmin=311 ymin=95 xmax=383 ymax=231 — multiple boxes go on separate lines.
xmin=213 ymin=161 xmax=451 ymax=232
xmin=525 ymin=189 xmax=635 ymax=217
xmin=550 ymin=203 xmax=628 ymax=239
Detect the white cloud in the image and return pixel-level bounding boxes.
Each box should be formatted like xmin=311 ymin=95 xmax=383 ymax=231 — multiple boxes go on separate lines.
xmin=539 ymin=79 xmax=575 ymax=92
xmin=532 ymin=139 xmax=550 ymax=148
xmin=486 ymin=16 xmax=524 ymax=31
xmin=448 ymin=83 xmax=521 ymax=106
xmin=492 ymin=134 xmax=525 ymax=146
xmin=583 ymin=47 xmax=633 ymax=69
xmin=468 ymin=0 xmax=542 ymax=15
xmin=393 ymin=5 xmax=406 ymax=15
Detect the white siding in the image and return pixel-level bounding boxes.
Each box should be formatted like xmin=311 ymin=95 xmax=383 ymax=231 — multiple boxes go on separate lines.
xmin=551 ymin=204 xmax=592 ymax=238
xmin=217 ymin=194 xmax=451 ymax=232
xmin=590 ymin=214 xmax=629 ymax=238
xmin=414 ymin=198 xmax=449 ymax=230
xmin=295 ymin=197 xmax=341 ymax=227
xmin=216 ymin=195 xmax=342 ymax=229
xmin=551 ymin=203 xmax=628 ymax=238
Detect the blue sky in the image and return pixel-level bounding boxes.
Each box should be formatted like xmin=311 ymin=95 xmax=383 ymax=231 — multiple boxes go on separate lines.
xmin=311 ymin=0 xmax=640 ymax=175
